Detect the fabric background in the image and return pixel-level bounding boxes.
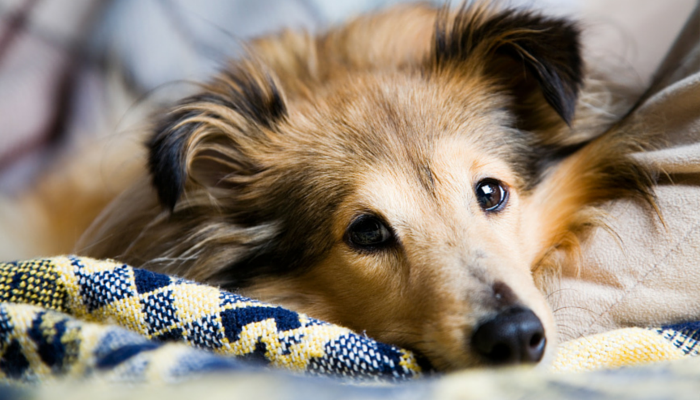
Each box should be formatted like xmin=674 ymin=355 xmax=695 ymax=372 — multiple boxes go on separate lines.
xmin=0 ymin=0 xmax=694 ymax=193
xmin=551 ymin=1 xmax=700 ymax=341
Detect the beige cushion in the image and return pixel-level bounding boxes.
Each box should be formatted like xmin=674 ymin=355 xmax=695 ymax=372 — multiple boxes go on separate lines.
xmin=552 ymin=3 xmax=700 ymax=341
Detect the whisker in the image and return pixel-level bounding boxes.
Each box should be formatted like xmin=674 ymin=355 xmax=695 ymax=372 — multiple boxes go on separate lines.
xmin=552 ymin=305 xmax=597 ymax=316
xmin=545 ymin=287 xmax=582 ymax=300
xmin=370 ymin=329 xmax=423 ymax=338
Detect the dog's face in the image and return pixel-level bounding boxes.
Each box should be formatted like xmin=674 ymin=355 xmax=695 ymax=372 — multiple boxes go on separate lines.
xmin=231 ymin=72 xmax=555 ymax=369
xmin=84 ymin=4 xmax=606 ymax=371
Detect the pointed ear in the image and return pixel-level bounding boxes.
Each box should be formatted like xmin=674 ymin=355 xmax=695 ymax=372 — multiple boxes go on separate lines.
xmin=431 ymin=4 xmax=583 ymax=127
xmin=147 ymin=63 xmax=287 ymax=210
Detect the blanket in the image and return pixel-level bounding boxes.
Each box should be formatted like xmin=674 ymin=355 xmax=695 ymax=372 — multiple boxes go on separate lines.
xmin=0 ymin=256 xmax=698 ymax=386
xmin=0 ymin=256 xmax=424 ymax=383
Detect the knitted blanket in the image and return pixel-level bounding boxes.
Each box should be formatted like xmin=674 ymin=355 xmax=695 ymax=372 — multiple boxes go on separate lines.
xmin=0 ymin=256 xmax=698 ymax=385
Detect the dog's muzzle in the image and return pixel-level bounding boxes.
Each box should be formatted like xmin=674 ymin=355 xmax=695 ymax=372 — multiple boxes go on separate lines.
xmin=471 ymin=306 xmax=546 ymax=365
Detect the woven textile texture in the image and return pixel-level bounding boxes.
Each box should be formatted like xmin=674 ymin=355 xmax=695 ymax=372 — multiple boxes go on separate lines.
xmin=0 ymin=256 xmax=698 ymax=385
xmin=0 ymin=256 xmax=425 ymax=383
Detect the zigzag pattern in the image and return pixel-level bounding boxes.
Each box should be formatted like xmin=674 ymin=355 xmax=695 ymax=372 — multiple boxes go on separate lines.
xmin=0 ymin=256 xmax=426 ymax=382
xmin=0 ymin=256 xmax=699 ymax=384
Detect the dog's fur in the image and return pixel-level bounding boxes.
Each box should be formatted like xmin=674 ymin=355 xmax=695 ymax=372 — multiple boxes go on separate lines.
xmin=6 ymin=3 xmax=657 ymax=370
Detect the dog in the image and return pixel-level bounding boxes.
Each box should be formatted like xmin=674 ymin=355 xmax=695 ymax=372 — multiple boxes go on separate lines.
xmin=6 ymin=3 xmax=657 ymax=371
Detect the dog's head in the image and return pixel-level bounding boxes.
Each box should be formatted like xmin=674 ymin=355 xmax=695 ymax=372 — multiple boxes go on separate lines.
xmin=86 ymin=4 xmax=650 ymax=370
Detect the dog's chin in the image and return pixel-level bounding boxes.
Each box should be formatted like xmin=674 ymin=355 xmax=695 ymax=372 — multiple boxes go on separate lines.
xmin=415 ymin=337 xmax=554 ymax=372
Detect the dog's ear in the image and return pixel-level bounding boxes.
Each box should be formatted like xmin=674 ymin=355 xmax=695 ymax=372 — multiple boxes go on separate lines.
xmin=148 ymin=62 xmax=287 ymax=210
xmin=430 ymin=4 xmax=583 ymax=128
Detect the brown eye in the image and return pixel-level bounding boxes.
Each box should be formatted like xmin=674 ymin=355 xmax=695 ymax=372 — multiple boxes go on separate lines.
xmin=346 ymin=215 xmax=394 ymax=250
xmin=475 ymin=179 xmax=508 ymax=212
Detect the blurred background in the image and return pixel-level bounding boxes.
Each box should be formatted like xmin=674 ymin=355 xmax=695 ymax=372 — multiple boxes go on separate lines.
xmin=0 ymin=0 xmax=696 ymax=195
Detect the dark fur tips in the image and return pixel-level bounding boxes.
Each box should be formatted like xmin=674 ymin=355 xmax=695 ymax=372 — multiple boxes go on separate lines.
xmin=432 ymin=5 xmax=583 ymax=125
xmin=147 ymin=68 xmax=287 ymax=210
xmin=147 ymin=110 xmax=194 ymax=210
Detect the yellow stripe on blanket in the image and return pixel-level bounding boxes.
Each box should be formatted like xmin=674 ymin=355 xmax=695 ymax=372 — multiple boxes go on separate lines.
xmin=553 ymin=328 xmax=690 ymax=372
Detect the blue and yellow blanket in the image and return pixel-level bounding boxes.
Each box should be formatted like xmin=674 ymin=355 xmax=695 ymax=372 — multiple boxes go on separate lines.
xmin=0 ymin=256 xmax=698 ymax=388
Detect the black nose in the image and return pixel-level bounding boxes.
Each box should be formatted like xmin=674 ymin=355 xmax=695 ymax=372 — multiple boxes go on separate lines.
xmin=471 ymin=306 xmax=546 ymax=365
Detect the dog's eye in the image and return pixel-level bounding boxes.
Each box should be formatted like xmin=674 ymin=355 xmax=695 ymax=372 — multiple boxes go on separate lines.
xmin=346 ymin=215 xmax=393 ymax=249
xmin=475 ymin=179 xmax=508 ymax=212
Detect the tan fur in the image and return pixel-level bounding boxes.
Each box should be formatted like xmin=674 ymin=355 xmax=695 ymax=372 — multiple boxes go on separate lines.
xmin=3 ymin=3 xmax=656 ymax=371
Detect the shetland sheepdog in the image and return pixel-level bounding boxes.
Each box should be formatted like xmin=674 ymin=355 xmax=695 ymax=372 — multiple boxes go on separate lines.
xmin=4 ymin=3 xmax=656 ymax=370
